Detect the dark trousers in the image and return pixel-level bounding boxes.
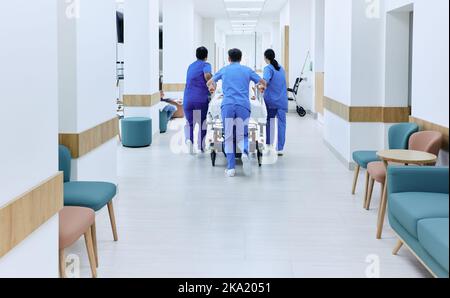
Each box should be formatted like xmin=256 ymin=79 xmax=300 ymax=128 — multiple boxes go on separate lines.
xmin=184 ymin=101 xmax=209 ymax=151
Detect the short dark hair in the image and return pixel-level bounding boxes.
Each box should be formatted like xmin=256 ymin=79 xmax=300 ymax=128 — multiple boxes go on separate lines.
xmin=196 ymin=47 xmax=208 ymax=60
xmin=228 ymin=48 xmax=242 ymax=62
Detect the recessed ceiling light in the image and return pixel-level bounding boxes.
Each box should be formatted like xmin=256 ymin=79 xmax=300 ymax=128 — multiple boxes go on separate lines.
xmin=231 ymin=20 xmax=258 ymax=23
xmin=226 ymin=8 xmax=262 ymax=12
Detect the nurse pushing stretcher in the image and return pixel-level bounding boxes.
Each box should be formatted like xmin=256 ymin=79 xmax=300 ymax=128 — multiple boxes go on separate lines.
xmin=262 ymin=49 xmax=288 ymax=156
xmin=207 ymin=48 xmax=267 ymax=178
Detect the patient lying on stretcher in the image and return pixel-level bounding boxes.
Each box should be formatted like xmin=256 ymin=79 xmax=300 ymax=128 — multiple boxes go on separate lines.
xmin=207 ymin=82 xmax=267 ymax=124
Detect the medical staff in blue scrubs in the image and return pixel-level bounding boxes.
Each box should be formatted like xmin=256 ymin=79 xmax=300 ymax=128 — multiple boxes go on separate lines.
xmin=263 ymin=49 xmax=288 ymax=156
xmin=208 ymin=49 xmax=266 ymax=177
xmin=184 ymin=47 xmax=213 ymax=154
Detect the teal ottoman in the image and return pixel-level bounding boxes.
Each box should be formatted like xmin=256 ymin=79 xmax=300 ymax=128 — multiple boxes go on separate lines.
xmin=160 ymin=110 xmax=169 ymax=134
xmin=121 ymin=117 xmax=152 ymax=147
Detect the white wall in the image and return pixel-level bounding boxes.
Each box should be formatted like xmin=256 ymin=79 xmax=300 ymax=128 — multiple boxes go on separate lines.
xmin=226 ymin=34 xmax=257 ymax=68
xmin=76 ymin=1 xmax=117 ymax=133
xmin=324 ymin=0 xmax=388 ymax=165
xmin=351 ymin=0 xmax=386 ymax=107
xmin=385 ymin=10 xmax=411 ymax=107
xmin=279 ymin=1 xmax=290 ymax=27
xmin=124 ymin=0 xmax=161 ymax=136
xmin=290 ymin=0 xmax=314 ymax=111
xmin=0 ymin=0 xmax=59 ymax=277
xmin=261 ymin=32 xmax=271 ymax=67
xmin=410 ymin=0 xmax=449 ymax=128
xmin=271 ymin=21 xmax=281 ymax=58
xmin=312 ymin=0 xmax=325 ymax=73
xmin=324 ymin=0 xmax=449 ymax=167
xmin=387 ymin=0 xmax=414 ymax=11
xmin=202 ymin=18 xmax=216 ymax=66
xmin=324 ymin=0 xmax=352 ymax=106
xmin=58 ymin=0 xmax=118 ymax=183
xmin=163 ymin=0 xmax=195 ymax=85
xmin=124 ymin=0 xmax=159 ymax=95
xmin=215 ymin=26 xmax=227 ymax=71
xmin=194 ymin=13 xmax=203 ymax=48
xmin=385 ymin=0 xmax=449 ymax=165
xmin=323 ymin=0 xmax=353 ymax=162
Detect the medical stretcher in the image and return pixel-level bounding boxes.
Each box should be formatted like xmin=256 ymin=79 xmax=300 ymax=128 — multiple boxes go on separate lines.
xmin=206 ymin=88 xmax=267 ymax=168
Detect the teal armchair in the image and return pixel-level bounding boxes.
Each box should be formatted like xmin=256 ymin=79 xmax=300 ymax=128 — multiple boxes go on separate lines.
xmin=352 ymin=123 xmax=419 ymax=195
xmin=388 ymin=166 xmax=449 ymax=278
xmin=59 ymin=145 xmax=119 ymax=244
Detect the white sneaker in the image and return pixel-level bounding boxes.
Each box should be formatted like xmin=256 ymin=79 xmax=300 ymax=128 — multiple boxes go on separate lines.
xmin=225 ymin=169 xmax=236 ymax=177
xmin=186 ymin=140 xmax=195 ymax=155
xmin=242 ymin=154 xmax=252 ymax=176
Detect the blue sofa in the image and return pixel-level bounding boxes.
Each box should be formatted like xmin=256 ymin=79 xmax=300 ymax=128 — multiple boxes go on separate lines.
xmin=388 ymin=166 xmax=449 ymax=278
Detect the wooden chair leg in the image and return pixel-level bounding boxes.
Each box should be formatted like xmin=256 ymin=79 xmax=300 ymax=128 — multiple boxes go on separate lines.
xmin=91 ymin=221 xmax=98 ymax=268
xmin=393 ymin=240 xmax=404 ymax=255
xmin=377 ymin=182 xmax=388 ymax=239
xmin=84 ymin=228 xmax=97 ymax=278
xmin=59 ymin=249 xmax=66 ymax=278
xmin=365 ymin=178 xmax=375 ymax=210
xmin=107 ymin=201 xmax=119 ymax=241
xmin=352 ymin=165 xmax=361 ymax=195
xmin=363 ymin=171 xmax=370 ymax=206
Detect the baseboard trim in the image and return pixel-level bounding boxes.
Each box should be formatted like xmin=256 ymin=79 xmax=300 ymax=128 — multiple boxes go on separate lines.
xmin=59 ymin=117 xmax=119 ymax=159
xmin=409 ymin=116 xmax=449 ymax=151
xmin=323 ymin=140 xmax=356 ymax=171
xmin=162 ymin=83 xmax=186 ymax=92
xmin=0 ymin=173 xmax=64 ymax=258
xmin=123 ymin=92 xmax=160 ymax=107
xmin=323 ymin=97 xmax=411 ymax=123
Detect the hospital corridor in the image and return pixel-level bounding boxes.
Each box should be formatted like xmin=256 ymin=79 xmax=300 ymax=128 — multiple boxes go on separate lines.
xmin=1 ymin=0 xmax=449 ymax=284
xmin=65 ymin=112 xmax=430 ymax=278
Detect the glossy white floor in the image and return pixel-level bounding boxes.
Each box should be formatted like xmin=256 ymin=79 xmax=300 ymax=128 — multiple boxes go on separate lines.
xmin=67 ymin=111 xmax=430 ymax=278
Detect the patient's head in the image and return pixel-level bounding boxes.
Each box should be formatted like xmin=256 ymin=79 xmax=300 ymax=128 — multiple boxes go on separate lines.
xmin=228 ymin=48 xmax=242 ymax=63
xmin=196 ymin=47 xmax=208 ymax=61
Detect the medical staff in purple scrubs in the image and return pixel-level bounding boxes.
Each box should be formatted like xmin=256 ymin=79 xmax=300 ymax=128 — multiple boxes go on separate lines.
xmin=263 ymin=49 xmax=288 ymax=156
xmin=207 ymin=49 xmax=266 ymax=177
xmin=184 ymin=47 xmax=212 ymax=154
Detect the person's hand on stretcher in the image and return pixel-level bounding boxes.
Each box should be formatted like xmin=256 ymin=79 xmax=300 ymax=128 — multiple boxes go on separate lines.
xmin=207 ymin=79 xmax=266 ymax=96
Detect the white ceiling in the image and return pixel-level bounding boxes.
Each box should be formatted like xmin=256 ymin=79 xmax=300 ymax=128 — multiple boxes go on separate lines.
xmin=193 ymin=0 xmax=287 ymax=33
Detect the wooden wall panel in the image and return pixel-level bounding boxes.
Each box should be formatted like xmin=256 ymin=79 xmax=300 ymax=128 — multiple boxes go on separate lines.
xmin=59 ymin=117 xmax=119 ymax=159
xmin=324 ymin=97 xmax=411 ymax=123
xmin=283 ymin=26 xmax=290 ymax=87
xmin=0 ymin=173 xmax=63 ymax=258
xmin=162 ymin=83 xmax=186 ymax=92
xmin=315 ymin=72 xmax=324 ymax=115
xmin=349 ymin=107 xmax=383 ymax=123
xmin=323 ymin=96 xmax=350 ymax=121
xmin=123 ymin=95 xmax=151 ymax=107
xmin=151 ymin=92 xmax=161 ymax=106
xmin=383 ymin=107 xmax=411 ymax=123
xmin=410 ymin=116 xmax=449 ymax=150
xmin=123 ymin=92 xmax=161 ymax=107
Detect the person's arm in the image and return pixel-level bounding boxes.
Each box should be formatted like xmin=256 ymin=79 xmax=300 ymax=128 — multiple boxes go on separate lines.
xmin=250 ymin=70 xmax=267 ymax=93
xmin=258 ymin=79 xmax=267 ymax=93
xmin=204 ymin=63 xmax=213 ymax=82
xmin=207 ymin=78 xmax=216 ymax=94
xmin=263 ymin=67 xmax=273 ymax=87
xmin=207 ymin=69 xmax=223 ymax=94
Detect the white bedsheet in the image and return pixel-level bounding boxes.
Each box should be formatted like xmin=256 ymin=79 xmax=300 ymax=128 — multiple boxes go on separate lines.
xmin=208 ymin=91 xmax=268 ymax=124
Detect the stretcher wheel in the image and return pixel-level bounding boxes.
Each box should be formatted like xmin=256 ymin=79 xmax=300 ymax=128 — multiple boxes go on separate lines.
xmin=297 ymin=106 xmax=307 ymax=117
xmin=256 ymin=142 xmax=263 ymax=167
xmin=211 ymin=151 xmax=217 ymax=167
